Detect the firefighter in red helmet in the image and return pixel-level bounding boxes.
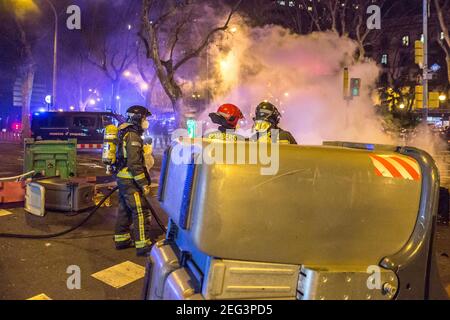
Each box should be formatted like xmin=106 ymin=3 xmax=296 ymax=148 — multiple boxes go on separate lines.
xmin=206 ymin=103 xmax=245 ymax=141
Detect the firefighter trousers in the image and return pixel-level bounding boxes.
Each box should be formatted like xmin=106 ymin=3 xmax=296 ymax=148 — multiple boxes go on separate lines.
xmin=114 ymin=178 xmax=152 ymax=252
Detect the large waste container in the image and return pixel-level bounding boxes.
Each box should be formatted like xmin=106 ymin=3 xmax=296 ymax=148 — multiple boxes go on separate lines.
xmin=24 ymin=178 xmax=95 ymax=216
xmin=143 ymin=140 xmax=448 ymax=300
xmin=24 ymin=139 xmax=77 ymax=178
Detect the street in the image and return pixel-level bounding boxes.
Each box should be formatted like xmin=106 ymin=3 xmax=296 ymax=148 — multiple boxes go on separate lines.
xmin=0 ymin=143 xmax=166 ymax=300
xmin=2 ymin=0 xmax=450 ymax=303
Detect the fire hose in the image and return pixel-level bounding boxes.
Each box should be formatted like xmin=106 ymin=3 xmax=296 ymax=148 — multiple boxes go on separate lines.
xmin=0 ymin=186 xmax=167 ymax=239
xmin=0 ymin=171 xmax=35 ymax=182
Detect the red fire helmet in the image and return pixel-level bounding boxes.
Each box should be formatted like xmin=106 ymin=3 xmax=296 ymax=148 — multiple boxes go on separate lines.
xmin=214 ymin=103 xmax=244 ymax=128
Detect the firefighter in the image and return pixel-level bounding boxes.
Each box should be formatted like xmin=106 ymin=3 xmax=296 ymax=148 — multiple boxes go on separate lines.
xmin=251 ymin=101 xmax=297 ymax=144
xmin=206 ymin=103 xmax=245 ymax=141
xmin=114 ymin=105 xmax=153 ymax=256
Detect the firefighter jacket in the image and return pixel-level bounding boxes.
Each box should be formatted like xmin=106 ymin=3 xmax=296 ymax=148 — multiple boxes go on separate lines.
xmin=116 ymin=123 xmax=151 ymax=189
xmin=251 ymin=127 xmax=297 ymax=144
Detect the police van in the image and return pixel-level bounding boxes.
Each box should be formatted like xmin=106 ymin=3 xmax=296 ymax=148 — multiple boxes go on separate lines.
xmin=32 ymin=112 xmax=124 ymax=147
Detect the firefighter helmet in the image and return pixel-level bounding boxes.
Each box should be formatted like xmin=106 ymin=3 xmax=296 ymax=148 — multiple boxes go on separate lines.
xmin=209 ymin=103 xmax=244 ymax=129
xmin=126 ymin=105 xmax=152 ymax=125
xmin=254 ymin=101 xmax=281 ymax=126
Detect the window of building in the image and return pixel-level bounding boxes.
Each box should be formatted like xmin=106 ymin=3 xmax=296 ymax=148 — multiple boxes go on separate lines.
xmin=420 ymin=34 xmax=424 ymax=42
xmin=277 ymin=0 xmax=286 ymax=5
xmin=441 ymin=32 xmax=445 ymax=40
xmin=381 ymin=54 xmax=388 ymax=65
xmin=402 ymin=35 xmax=409 ymax=46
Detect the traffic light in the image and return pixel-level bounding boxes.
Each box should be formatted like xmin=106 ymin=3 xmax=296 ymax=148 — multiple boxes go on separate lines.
xmin=415 ymin=85 xmax=423 ymax=109
xmin=186 ymin=119 xmax=197 ymax=138
xmin=350 ymin=78 xmax=361 ymax=97
xmin=343 ymin=68 xmax=349 ymax=98
xmin=415 ymin=40 xmax=424 ymax=67
xmin=415 ymin=86 xmax=440 ymax=109
xmin=429 ymin=92 xmax=440 ymax=109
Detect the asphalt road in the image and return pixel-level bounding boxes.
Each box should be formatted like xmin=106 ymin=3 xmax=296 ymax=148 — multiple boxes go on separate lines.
xmin=0 ymin=142 xmax=166 ymax=300
xmin=0 ymin=198 xmax=167 ymax=300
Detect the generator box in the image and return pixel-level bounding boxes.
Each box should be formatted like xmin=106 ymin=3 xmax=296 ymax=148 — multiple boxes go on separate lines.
xmin=25 ymin=178 xmax=95 ymax=214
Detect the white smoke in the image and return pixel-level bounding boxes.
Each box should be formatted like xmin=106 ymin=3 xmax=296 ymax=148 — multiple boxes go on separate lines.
xmin=203 ymin=23 xmax=394 ymax=145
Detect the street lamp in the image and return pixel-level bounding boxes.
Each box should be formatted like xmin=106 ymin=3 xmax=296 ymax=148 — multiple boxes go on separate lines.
xmin=44 ymin=0 xmax=58 ymax=108
xmin=44 ymin=94 xmax=52 ymax=110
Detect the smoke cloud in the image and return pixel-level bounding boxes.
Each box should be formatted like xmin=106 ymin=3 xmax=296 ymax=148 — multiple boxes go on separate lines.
xmin=203 ymin=22 xmax=394 ymax=145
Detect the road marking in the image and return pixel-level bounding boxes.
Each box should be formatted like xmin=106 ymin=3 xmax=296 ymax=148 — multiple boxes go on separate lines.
xmin=0 ymin=209 xmax=13 ymax=217
xmin=91 ymin=261 xmax=145 ymax=289
xmin=27 ymin=293 xmax=52 ymax=300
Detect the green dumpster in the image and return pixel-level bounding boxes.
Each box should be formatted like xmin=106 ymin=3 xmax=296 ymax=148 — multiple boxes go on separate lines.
xmin=24 ymin=139 xmax=77 ymax=178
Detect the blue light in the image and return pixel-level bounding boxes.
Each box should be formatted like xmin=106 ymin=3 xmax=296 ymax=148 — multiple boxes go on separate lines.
xmin=34 ymin=113 xmax=40 ymax=116
xmin=430 ymin=63 xmax=441 ymax=72
xmin=366 ymin=144 xmax=375 ymax=150
xmin=39 ymin=108 xmax=46 ymax=112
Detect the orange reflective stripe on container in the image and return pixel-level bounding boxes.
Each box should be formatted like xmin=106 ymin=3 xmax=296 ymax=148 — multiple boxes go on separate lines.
xmin=370 ymin=154 xmax=421 ymax=181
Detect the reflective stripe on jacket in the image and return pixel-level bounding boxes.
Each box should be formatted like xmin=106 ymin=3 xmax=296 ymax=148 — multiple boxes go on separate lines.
xmin=117 ymin=127 xmax=151 ymax=189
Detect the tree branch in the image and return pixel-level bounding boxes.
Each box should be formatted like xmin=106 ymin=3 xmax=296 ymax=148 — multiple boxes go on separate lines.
xmin=173 ymin=0 xmax=243 ymax=72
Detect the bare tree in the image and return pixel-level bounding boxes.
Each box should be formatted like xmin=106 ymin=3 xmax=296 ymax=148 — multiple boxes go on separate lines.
xmin=434 ymin=0 xmax=450 ymax=86
xmin=300 ymin=0 xmax=328 ymax=32
xmin=298 ymin=0 xmax=395 ymax=61
xmin=2 ymin=0 xmax=40 ymax=138
xmin=139 ymin=0 xmax=242 ymax=125
xmin=85 ymin=1 xmax=138 ymax=114
xmin=15 ymin=19 xmax=35 ymax=138
xmin=136 ymin=44 xmax=164 ymax=109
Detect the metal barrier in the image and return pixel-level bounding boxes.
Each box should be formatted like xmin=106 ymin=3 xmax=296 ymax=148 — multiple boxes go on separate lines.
xmin=0 ymin=132 xmax=22 ymax=143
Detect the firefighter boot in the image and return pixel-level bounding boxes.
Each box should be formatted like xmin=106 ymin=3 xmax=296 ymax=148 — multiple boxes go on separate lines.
xmin=114 ymin=234 xmax=135 ymax=250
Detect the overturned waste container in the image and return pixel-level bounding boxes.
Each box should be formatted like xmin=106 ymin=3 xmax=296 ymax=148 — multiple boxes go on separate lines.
xmin=143 ymin=140 xmax=448 ymax=300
